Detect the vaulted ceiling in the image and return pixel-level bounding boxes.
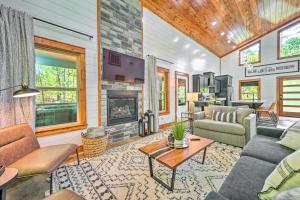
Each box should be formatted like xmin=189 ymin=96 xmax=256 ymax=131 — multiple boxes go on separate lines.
xmin=142 ymin=0 xmax=300 ymax=57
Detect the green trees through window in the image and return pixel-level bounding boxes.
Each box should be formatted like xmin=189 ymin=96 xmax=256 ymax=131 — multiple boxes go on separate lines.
xmin=157 ymin=67 xmax=169 ymax=115
xmin=239 ymin=80 xmax=260 ymax=100
xmin=279 ymin=21 xmax=300 ymax=58
xmin=178 ymin=79 xmax=186 ymax=106
xmin=35 ymin=49 xmax=79 ymax=127
xmin=239 ymin=42 xmax=261 ymax=65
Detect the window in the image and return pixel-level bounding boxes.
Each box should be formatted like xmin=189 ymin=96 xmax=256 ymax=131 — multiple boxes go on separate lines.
xmin=239 ymin=79 xmax=261 ymax=100
xmin=34 ymin=36 xmax=86 ymax=136
xmin=239 ymin=41 xmax=261 ymax=65
xmin=178 ymin=79 xmax=186 ymax=106
xmin=278 ymin=21 xmax=300 ymax=59
xmin=157 ymin=67 xmax=169 ymax=115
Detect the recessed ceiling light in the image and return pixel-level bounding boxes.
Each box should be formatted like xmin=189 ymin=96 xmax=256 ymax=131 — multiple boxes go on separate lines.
xmin=173 ymin=36 xmax=180 ymax=43
xmin=220 ymin=32 xmax=225 ymax=36
xmin=184 ymin=44 xmax=191 ymax=49
xmin=212 ymin=21 xmax=217 ymax=26
xmin=193 ymin=49 xmax=200 ymax=54
xmin=201 ymin=53 xmax=206 ymax=57
xmin=227 ymin=40 xmax=231 ymax=44
xmin=228 ymin=32 xmax=234 ymax=38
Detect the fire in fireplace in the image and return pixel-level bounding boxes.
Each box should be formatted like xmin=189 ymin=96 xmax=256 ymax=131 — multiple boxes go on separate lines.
xmin=107 ymin=90 xmax=138 ymax=126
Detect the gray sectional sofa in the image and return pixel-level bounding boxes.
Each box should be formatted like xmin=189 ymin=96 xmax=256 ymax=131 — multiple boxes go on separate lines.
xmin=205 ymin=127 xmax=295 ymax=200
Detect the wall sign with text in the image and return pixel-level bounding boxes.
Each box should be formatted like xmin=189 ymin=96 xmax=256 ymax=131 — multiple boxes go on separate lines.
xmin=245 ymin=60 xmax=299 ymax=77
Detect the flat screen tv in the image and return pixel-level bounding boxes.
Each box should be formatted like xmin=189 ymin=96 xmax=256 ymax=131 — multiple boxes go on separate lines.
xmin=102 ymin=48 xmax=145 ymax=83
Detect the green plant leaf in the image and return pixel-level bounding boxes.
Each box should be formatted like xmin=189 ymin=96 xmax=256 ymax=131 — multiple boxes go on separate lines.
xmin=172 ymin=121 xmax=185 ymax=140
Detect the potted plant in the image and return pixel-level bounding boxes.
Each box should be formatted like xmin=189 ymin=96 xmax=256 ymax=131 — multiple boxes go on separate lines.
xmin=171 ymin=121 xmax=186 ymax=147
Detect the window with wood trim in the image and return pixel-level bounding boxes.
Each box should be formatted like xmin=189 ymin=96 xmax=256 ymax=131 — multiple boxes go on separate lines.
xmin=178 ymin=78 xmax=186 ymax=106
xmin=34 ymin=36 xmax=86 ymax=136
xmin=239 ymin=41 xmax=261 ymax=65
xmin=278 ymin=21 xmax=300 ymax=59
xmin=157 ymin=67 xmax=169 ymax=115
xmin=239 ymin=79 xmax=261 ymax=100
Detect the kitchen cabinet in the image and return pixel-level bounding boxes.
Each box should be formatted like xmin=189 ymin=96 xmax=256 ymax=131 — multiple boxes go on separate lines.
xmin=215 ymin=79 xmax=221 ymax=93
xmin=215 ymin=75 xmax=233 ymax=106
xmin=193 ymin=74 xmax=209 ymax=93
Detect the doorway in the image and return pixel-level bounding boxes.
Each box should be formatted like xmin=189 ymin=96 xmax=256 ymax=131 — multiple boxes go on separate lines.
xmin=277 ymin=75 xmax=300 ymax=117
xmin=175 ymin=71 xmax=189 ymax=121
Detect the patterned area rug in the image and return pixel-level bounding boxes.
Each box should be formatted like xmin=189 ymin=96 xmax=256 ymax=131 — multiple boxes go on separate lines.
xmin=53 ymin=130 xmax=242 ymax=200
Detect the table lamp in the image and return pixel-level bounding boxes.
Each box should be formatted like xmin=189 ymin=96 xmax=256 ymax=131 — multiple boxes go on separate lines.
xmin=186 ymin=92 xmax=198 ymax=113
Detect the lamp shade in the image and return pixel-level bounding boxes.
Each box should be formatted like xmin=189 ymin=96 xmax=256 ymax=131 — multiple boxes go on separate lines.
xmin=13 ymin=85 xmax=40 ymax=98
xmin=186 ymin=92 xmax=198 ymax=102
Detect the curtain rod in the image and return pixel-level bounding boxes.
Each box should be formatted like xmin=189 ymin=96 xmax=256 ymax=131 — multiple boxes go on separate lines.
xmin=146 ymin=55 xmax=174 ymax=65
xmin=33 ymin=17 xmax=94 ymax=40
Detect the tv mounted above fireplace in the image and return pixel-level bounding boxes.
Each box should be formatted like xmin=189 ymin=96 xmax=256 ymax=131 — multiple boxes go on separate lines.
xmin=102 ymin=48 xmax=145 ymax=83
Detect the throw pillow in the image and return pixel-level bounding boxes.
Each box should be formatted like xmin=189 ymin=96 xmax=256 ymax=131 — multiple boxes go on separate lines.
xmin=278 ymin=130 xmax=300 ymax=150
xmin=258 ymin=149 xmax=300 ymax=200
xmin=273 ymin=187 xmax=300 ymax=200
xmin=212 ymin=110 xmax=237 ymax=123
xmin=280 ymin=121 xmax=299 ymax=139
xmin=205 ymin=105 xmax=221 ymax=119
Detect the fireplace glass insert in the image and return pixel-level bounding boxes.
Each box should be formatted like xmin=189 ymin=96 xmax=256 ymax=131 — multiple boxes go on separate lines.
xmin=107 ymin=90 xmax=138 ymax=126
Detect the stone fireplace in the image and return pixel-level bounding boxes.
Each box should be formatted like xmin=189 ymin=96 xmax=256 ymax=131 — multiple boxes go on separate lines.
xmin=107 ymin=90 xmax=138 ymax=126
xmin=101 ymin=82 xmax=143 ymax=143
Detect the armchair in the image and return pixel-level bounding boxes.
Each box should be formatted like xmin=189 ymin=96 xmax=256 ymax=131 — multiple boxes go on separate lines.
xmin=0 ymin=124 xmax=79 ymax=194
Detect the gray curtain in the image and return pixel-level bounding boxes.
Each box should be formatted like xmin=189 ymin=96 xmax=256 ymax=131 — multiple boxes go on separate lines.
xmin=0 ymin=5 xmax=35 ymax=128
xmin=146 ymin=55 xmax=159 ymax=132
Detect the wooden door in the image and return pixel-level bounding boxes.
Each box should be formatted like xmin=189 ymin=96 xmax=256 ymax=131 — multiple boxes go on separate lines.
xmin=175 ymin=71 xmax=189 ymax=121
xmin=277 ymin=76 xmax=300 ymax=117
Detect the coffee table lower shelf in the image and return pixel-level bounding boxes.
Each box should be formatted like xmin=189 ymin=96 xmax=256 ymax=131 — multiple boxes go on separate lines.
xmin=147 ymin=147 xmax=208 ymax=191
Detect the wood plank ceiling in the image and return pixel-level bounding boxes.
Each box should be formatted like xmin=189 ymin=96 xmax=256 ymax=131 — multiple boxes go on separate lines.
xmin=142 ymin=0 xmax=300 ymax=57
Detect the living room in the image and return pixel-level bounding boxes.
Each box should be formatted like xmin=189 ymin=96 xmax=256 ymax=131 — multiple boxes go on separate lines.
xmin=0 ymin=0 xmax=299 ymax=200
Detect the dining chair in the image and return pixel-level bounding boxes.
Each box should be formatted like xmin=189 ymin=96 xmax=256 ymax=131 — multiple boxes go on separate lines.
xmin=256 ymin=102 xmax=278 ymax=126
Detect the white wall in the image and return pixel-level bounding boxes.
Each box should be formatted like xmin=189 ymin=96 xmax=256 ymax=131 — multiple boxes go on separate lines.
xmin=221 ymin=19 xmax=300 ymax=107
xmin=0 ymin=2 xmax=220 ymax=145
xmin=0 ymin=0 xmax=98 ymax=146
xmin=143 ymin=8 xmax=220 ymax=125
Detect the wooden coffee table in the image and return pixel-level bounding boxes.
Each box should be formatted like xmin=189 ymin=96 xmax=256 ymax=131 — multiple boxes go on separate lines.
xmin=139 ymin=135 xmax=214 ymax=191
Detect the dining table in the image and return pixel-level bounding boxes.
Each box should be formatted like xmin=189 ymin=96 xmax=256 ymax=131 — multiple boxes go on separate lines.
xmin=231 ymin=100 xmax=265 ymax=109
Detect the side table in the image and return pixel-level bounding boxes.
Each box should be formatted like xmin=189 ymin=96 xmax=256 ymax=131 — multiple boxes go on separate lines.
xmin=0 ymin=168 xmax=18 ymax=200
xmin=180 ymin=112 xmax=194 ymax=134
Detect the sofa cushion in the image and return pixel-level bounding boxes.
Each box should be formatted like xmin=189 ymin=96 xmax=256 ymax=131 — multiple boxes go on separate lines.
xmin=258 ymin=149 xmax=300 ymax=200
xmin=0 ymin=124 xmax=40 ymax=166
xmin=194 ymin=119 xmax=245 ymax=135
xmin=219 ymin=156 xmax=276 ymax=200
xmin=9 ymin=144 xmax=77 ymax=177
xmin=241 ymin=135 xmax=294 ymax=164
